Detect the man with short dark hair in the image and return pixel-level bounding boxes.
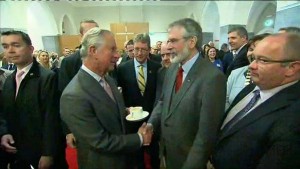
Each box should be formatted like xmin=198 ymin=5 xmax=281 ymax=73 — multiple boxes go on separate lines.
xmin=225 ymin=26 xmax=249 ymax=76
xmin=119 ymin=39 xmax=134 ymax=64
xmin=212 ymin=33 xmax=300 ymax=169
xmin=0 ymin=30 xmax=66 ymax=169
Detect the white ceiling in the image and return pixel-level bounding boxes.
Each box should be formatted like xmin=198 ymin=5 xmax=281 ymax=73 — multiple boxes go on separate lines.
xmin=66 ymin=0 xmax=189 ymax=7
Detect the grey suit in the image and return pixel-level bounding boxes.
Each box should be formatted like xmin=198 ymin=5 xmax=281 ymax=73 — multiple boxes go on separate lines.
xmin=149 ymin=56 xmax=226 ymax=169
xmin=60 ymin=69 xmax=141 ymax=169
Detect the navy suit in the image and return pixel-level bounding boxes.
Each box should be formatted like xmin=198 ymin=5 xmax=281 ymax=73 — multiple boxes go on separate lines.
xmin=212 ymin=82 xmax=300 ymax=169
xmin=225 ymin=45 xmax=249 ymax=77
xmin=117 ymin=59 xmax=161 ymax=169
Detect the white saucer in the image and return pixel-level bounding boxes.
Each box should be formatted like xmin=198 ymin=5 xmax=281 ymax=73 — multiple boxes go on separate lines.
xmin=126 ymin=111 xmax=149 ymax=122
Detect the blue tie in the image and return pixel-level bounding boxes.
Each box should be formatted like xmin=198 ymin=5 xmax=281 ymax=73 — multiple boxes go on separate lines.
xmin=222 ymin=90 xmax=260 ymax=134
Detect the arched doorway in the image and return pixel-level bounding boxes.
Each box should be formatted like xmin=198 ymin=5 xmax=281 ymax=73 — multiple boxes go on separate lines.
xmin=247 ymin=1 xmax=276 ymax=35
xmin=201 ymin=1 xmax=220 ymax=48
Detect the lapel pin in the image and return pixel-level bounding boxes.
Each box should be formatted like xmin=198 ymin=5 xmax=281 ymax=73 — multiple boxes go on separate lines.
xmin=30 ymin=73 xmax=34 ymax=76
xmin=149 ymin=70 xmax=152 ymax=74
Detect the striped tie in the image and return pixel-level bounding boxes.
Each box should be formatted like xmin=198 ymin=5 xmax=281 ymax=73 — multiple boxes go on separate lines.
xmin=138 ymin=65 xmax=146 ymax=95
xmin=244 ymin=69 xmax=252 ymax=86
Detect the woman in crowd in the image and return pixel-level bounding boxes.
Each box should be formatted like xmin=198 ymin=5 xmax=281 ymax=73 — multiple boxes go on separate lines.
xmin=38 ymin=50 xmax=51 ymax=69
xmin=207 ymin=47 xmax=223 ymax=71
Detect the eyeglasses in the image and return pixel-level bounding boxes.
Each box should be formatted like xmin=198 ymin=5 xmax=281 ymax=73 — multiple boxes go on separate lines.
xmin=250 ymin=55 xmax=298 ymax=64
xmin=134 ymin=48 xmax=148 ymax=53
xmin=167 ymin=37 xmax=187 ymax=45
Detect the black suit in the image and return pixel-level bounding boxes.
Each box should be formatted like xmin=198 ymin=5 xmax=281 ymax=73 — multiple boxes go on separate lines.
xmin=212 ymin=82 xmax=300 ymax=169
xmin=117 ymin=59 xmax=161 ymax=169
xmin=2 ymin=63 xmax=16 ymax=71
xmin=154 ymin=67 xmax=167 ymax=106
xmin=58 ymin=50 xmax=82 ymax=94
xmin=117 ymin=59 xmax=161 ymax=114
xmin=0 ymin=59 xmax=66 ymax=168
xmin=226 ymin=45 xmax=248 ymax=76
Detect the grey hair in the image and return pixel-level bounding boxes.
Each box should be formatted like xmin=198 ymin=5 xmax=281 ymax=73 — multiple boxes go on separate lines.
xmin=228 ymin=26 xmax=248 ymax=40
xmin=80 ymin=28 xmax=111 ymax=59
xmin=168 ymin=18 xmax=203 ymax=52
xmin=133 ymin=33 xmax=151 ymax=49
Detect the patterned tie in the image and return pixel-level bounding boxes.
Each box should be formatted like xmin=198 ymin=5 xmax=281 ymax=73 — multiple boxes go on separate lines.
xmin=222 ymin=90 xmax=260 ymax=134
xmin=15 ymin=70 xmax=25 ymax=97
xmin=244 ymin=69 xmax=252 ymax=86
xmin=137 ymin=65 xmax=146 ymax=95
xmin=100 ymin=78 xmax=115 ymax=102
xmin=175 ymin=66 xmax=183 ymax=93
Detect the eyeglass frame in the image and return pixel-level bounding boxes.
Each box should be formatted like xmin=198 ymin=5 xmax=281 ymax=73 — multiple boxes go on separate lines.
xmin=166 ymin=35 xmax=195 ymax=45
xmin=133 ymin=48 xmax=149 ymax=53
xmin=249 ymin=55 xmax=299 ymax=65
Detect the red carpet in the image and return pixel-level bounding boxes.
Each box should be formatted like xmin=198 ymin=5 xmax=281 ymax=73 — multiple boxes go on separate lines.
xmin=65 ymin=146 xmax=78 ymax=169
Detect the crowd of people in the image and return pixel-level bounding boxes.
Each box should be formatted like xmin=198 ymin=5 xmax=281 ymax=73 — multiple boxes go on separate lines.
xmin=0 ymin=18 xmax=300 ymax=169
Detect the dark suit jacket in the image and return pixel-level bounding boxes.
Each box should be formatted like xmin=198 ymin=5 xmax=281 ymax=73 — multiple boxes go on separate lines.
xmin=226 ymin=45 xmax=249 ymax=76
xmin=60 ymin=69 xmax=141 ymax=169
xmin=212 ymin=82 xmax=300 ymax=169
xmin=58 ymin=50 xmax=82 ymax=94
xmin=1 ymin=63 xmax=16 ymax=71
xmin=149 ymin=55 xmax=226 ymax=169
xmin=117 ymin=59 xmax=161 ymax=114
xmin=154 ymin=67 xmax=167 ymax=106
xmin=0 ymin=59 xmax=64 ymax=168
xmin=222 ymin=52 xmax=233 ymax=74
xmin=149 ymin=53 xmax=162 ymax=64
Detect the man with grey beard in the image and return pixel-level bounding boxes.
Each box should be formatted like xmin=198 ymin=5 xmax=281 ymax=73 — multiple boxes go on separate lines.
xmin=147 ymin=18 xmax=226 ymax=169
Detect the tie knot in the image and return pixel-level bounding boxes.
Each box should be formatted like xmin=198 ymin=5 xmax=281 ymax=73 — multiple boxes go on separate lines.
xmin=178 ymin=66 xmax=183 ymax=73
xmin=253 ymin=89 xmax=260 ymax=98
xmin=17 ymin=71 xmax=25 ymax=78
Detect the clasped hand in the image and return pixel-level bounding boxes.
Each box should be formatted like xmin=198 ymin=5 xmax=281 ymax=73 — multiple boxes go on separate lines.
xmin=138 ymin=122 xmax=153 ymax=146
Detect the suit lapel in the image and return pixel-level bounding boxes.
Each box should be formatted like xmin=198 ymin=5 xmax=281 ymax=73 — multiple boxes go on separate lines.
xmin=165 ymin=56 xmax=201 ymax=119
xmin=106 ymin=76 xmax=126 ymax=133
xmin=219 ymin=81 xmax=300 ymax=140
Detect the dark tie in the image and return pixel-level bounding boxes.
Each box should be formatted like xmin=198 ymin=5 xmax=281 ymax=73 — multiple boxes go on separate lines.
xmin=175 ymin=66 xmax=183 ymax=93
xmin=8 ymin=64 xmax=13 ymax=70
xmin=222 ymin=90 xmax=260 ymax=134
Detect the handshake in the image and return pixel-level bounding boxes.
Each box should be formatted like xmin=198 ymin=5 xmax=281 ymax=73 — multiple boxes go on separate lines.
xmin=138 ymin=122 xmax=153 ymax=146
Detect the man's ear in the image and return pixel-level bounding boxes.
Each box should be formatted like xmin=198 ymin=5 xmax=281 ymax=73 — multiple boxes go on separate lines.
xmin=188 ymin=36 xmax=197 ymax=49
xmin=88 ymin=45 xmax=97 ymax=56
xmin=285 ymin=61 xmax=300 ymax=77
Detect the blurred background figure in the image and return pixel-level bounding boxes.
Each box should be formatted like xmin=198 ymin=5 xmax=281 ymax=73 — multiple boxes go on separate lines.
xmin=207 ymin=47 xmax=223 ymax=71
xmin=38 ymin=50 xmax=51 ymax=69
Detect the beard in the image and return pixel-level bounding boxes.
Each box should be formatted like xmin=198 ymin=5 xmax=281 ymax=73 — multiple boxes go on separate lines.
xmin=170 ymin=43 xmax=191 ymax=64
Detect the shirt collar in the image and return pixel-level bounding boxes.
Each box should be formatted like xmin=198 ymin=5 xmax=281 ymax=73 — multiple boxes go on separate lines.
xmin=181 ymin=52 xmax=200 ymax=73
xmin=16 ymin=62 xmax=33 ymax=77
xmin=134 ymin=58 xmax=147 ymax=68
xmin=255 ymin=80 xmax=299 ymax=102
xmin=236 ymin=43 xmax=247 ymax=54
xmin=81 ymin=64 xmax=103 ymax=82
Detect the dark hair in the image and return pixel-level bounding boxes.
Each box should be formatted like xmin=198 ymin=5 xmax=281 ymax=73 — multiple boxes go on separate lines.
xmin=126 ymin=39 xmax=134 ymax=48
xmin=168 ymin=18 xmax=203 ymax=52
xmin=248 ymin=33 xmax=270 ymax=48
xmin=1 ymin=30 xmax=32 ymax=46
xmin=206 ymin=47 xmax=217 ymax=58
xmin=279 ymin=26 xmax=300 ymax=34
xmin=228 ymin=26 xmax=248 ymax=40
xmin=220 ymin=43 xmax=228 ymax=50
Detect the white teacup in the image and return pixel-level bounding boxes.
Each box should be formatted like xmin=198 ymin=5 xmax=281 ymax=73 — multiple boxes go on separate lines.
xmin=130 ymin=106 xmax=143 ymax=119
